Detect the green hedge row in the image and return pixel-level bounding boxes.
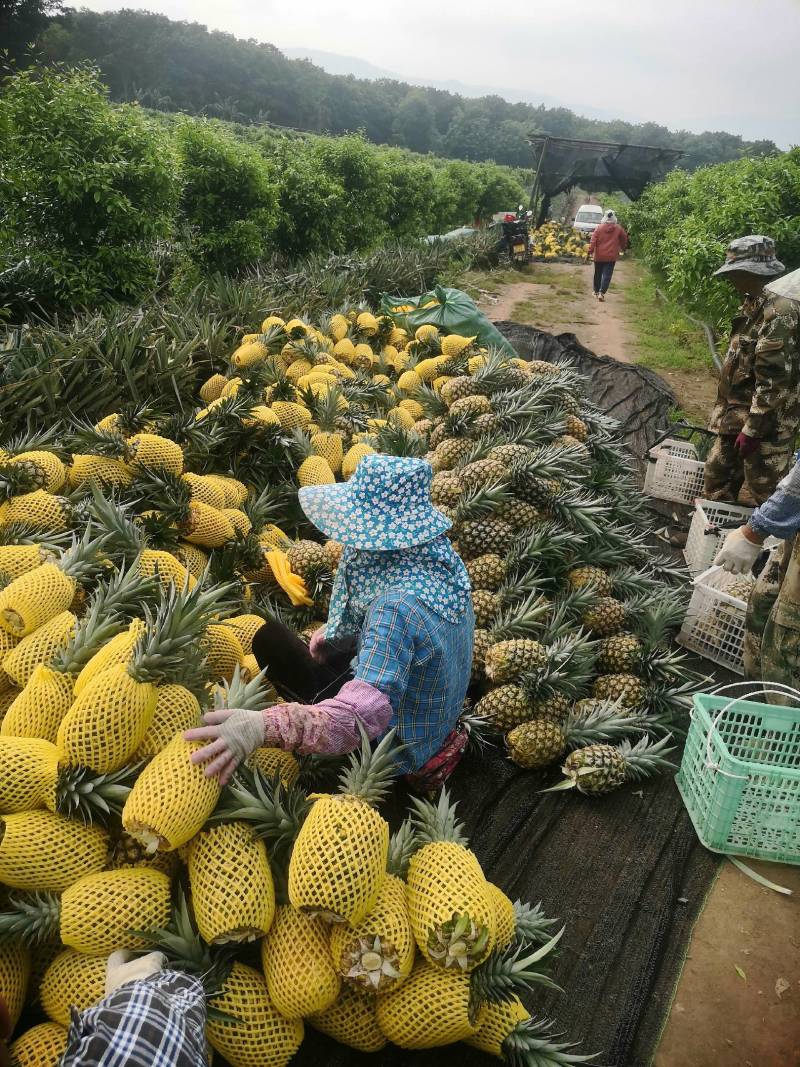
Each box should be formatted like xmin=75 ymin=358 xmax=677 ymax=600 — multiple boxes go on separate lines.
xmin=0 ymin=66 xmax=527 ymax=312
xmin=625 ymin=151 xmax=800 ymax=328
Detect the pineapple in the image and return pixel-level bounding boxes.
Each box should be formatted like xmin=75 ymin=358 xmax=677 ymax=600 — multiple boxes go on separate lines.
xmin=202 ymin=623 xmax=245 ymax=682
xmin=328 ymin=871 xmax=415 ymax=994
xmin=375 ymin=931 xmax=562 ymax=1049
xmin=0 ymin=490 xmax=72 ymax=532
xmin=441 ymin=334 xmax=477 ymax=359
xmin=292 ymin=432 xmax=336 ymax=486
xmin=406 ymin=791 xmax=495 ymax=972
xmin=261 ymin=905 xmax=341 ymax=1018
xmin=0 ymin=543 xmax=50 ymax=581
xmin=247 ymin=746 xmax=300 ymax=788
xmin=475 ymin=684 xmax=531 ymax=731
xmin=9 ymin=1022 xmax=68 ymax=1066
xmin=472 ymin=589 xmax=499 ymax=627
xmin=182 ymin=471 xmax=227 ymax=509
xmin=0 ymin=530 xmax=107 ymax=637
xmin=484 ymin=639 xmax=548 ymax=683
xmin=566 ymin=565 xmax=613 ymax=596
xmin=126 ymin=432 xmax=184 ymax=476
xmin=342 ymin=442 xmax=376 ymax=479
xmin=222 ymin=613 xmax=266 ymax=656
xmin=0 ymin=810 xmax=107 ymax=891
xmin=506 ymin=702 xmax=646 ymax=770
xmin=288 ymin=730 xmax=397 ymax=924
xmin=199 ymin=372 xmax=228 ymax=403
xmin=0 ymin=941 xmax=30 ymax=1032
xmin=465 ymin=998 xmax=592 ymax=1063
xmin=58 ymin=581 xmax=223 ymax=772
xmin=40 ymin=949 xmax=106 ymax=1026
xmin=6 ymin=451 xmax=66 ymax=493
xmin=1 ymin=610 xmax=76 ymax=687
xmin=136 ymin=684 xmax=202 ymax=758
xmin=465 ymin=553 xmax=506 ymax=591
xmin=592 ymin=673 xmax=646 ymax=707
xmin=208 ymin=961 xmax=304 ymax=1067
xmin=597 ymin=633 xmax=642 ymax=674
xmin=271 ymin=400 xmax=312 ymax=431
xmin=457 ymin=519 xmax=514 ymax=560
xmin=72 ymin=619 xmax=145 ymax=697
xmin=0 ymin=868 xmax=171 ymax=955
xmin=545 ymin=736 xmax=676 ymax=796
xmin=580 ymin=596 xmax=626 ymax=636
xmin=309 ymin=985 xmax=387 ymax=1053
xmin=123 ymin=669 xmax=270 ymax=852
xmin=1 ymin=665 xmax=75 ymax=742
xmin=286 ymin=539 xmax=328 ymax=581
xmin=487 ymin=886 xmax=556 ymax=952
xmin=459 ymin=458 xmax=508 ymax=491
xmin=188 ymin=822 xmax=275 ymax=944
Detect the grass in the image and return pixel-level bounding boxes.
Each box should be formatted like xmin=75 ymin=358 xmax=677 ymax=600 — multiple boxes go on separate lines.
xmin=621 ymin=261 xmax=715 ymax=374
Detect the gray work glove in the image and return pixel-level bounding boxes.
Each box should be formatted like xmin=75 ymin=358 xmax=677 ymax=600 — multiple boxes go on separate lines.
xmin=184 ymin=707 xmax=266 ymax=784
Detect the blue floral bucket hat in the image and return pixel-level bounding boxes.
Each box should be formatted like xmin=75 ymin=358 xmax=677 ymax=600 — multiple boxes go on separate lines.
xmin=298 ymin=454 xmax=451 ymax=550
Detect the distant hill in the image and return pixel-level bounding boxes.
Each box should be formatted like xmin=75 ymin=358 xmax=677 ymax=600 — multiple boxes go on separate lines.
xmin=283 ymin=46 xmax=634 ymax=124
xmin=33 ymin=9 xmax=778 ymax=172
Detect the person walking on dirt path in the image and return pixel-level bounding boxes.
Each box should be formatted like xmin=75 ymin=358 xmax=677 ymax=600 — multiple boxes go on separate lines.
xmin=704 ymin=235 xmax=799 ymax=506
xmin=588 ymin=209 xmax=629 ymax=300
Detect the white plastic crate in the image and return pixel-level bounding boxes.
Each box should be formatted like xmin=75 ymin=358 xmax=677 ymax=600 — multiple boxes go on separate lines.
xmin=643 ymin=438 xmax=706 ymax=504
xmin=683 ymin=499 xmax=754 ymax=576
xmin=683 ymin=498 xmax=780 ymax=577
xmin=677 ymin=566 xmax=756 ymax=674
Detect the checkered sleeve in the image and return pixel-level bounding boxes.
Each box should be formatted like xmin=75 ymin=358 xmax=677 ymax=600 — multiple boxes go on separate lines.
xmin=354 ymin=592 xmax=416 ymax=715
xmin=61 ymin=972 xmax=207 ymax=1067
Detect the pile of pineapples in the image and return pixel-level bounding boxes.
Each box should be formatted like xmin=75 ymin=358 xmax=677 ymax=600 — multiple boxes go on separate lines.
xmin=0 ymin=306 xmax=692 ymax=1064
xmin=529 ymin=223 xmax=590 ymax=260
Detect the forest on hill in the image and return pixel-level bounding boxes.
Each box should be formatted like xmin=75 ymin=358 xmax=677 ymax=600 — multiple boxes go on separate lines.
xmin=10 ymin=6 xmax=779 ymax=171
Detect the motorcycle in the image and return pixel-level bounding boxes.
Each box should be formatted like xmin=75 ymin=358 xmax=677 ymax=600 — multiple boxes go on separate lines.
xmin=501 ymin=206 xmax=533 ymax=265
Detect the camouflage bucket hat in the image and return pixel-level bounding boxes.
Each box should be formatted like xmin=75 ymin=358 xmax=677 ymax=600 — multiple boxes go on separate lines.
xmin=766 ymin=266 xmax=800 ymax=303
xmin=714 ymin=235 xmax=785 ymax=277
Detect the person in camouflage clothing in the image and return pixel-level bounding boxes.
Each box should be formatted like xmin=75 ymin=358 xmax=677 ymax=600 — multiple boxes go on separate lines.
xmin=704 ymin=235 xmax=800 ymax=505
xmin=716 ymin=344 xmax=800 ymax=693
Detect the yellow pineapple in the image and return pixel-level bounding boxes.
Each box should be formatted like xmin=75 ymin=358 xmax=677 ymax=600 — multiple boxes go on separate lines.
xmin=207 ymin=961 xmax=304 ymax=1067
xmin=126 ymin=433 xmax=183 ymax=476
xmin=261 ymin=905 xmax=340 ymax=1018
xmin=309 ymin=985 xmax=387 ymax=1052
xmin=0 ymin=810 xmax=107 ymax=891
xmin=135 ymin=684 xmax=201 ymax=758
xmin=188 ymin=822 xmax=275 ymax=944
xmin=0 ymin=664 xmax=75 ymax=742
xmin=8 ymin=1022 xmax=68 ymax=1066
xmin=329 ymin=873 xmax=415 ymax=994
xmin=1 ymin=610 xmax=76 ymax=687
xmin=40 ymin=949 xmax=106 ymax=1027
xmin=199 ymin=373 xmax=228 ymax=403
xmin=0 ymin=942 xmax=30 ymax=1032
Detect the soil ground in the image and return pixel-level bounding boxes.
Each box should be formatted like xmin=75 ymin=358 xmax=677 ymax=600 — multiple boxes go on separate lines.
xmin=477 ymin=260 xmax=800 ymax=1066
xmin=475 ymin=259 xmax=719 ymax=424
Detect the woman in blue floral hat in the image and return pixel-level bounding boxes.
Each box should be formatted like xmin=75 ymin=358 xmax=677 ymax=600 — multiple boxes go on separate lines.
xmin=186 ymin=455 xmax=475 ymax=791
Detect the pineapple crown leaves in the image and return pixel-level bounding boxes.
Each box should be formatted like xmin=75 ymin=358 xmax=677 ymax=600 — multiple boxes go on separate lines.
xmin=407 ymin=788 xmax=469 ymax=848
xmin=546 ymin=490 xmax=610 ymax=539
xmin=504 ymin=523 xmax=584 ymax=585
xmin=512 ymin=899 xmax=558 ymax=949
xmin=132 ymin=887 xmax=235 ymax=1009
xmin=337 ymin=723 xmax=401 ymax=807
xmin=0 ymin=891 xmax=61 ymax=946
xmin=87 ymin=487 xmax=144 ymax=560
xmin=562 ymin=699 xmax=649 ymax=747
xmin=503 ymin=1015 xmax=598 ymax=1067
xmin=56 ymin=523 xmax=113 ymax=584
xmin=55 ymin=761 xmax=143 ymax=824
xmin=52 ymin=561 xmax=161 ymax=675
xmin=129 ymin=578 xmax=238 ymax=685
xmin=458 ymin=708 xmax=498 ymax=753
xmin=469 ymin=928 xmax=565 ymax=1019
xmin=453 ymin=482 xmax=514 ymax=524
xmin=0 ymin=424 xmax=63 ymax=456
xmin=126 ymin=466 xmax=192 ymax=526
xmin=520 ymin=633 xmax=598 ymax=704
xmin=415 ymin=384 xmax=448 ymax=420
xmin=66 ymin=420 xmax=128 ymax=459
xmin=488 ymin=591 xmax=551 ymax=643
xmin=386 ymin=817 xmax=419 ymax=879
xmin=214 ymin=663 xmax=274 ymax=713
xmin=211 ymin=766 xmax=310 ymax=856
xmin=298 ymin=383 xmax=345 ymax=431
xmin=373 ymin=424 xmax=428 ymax=458
xmin=0 ymin=523 xmax=69 ymax=551
xmin=0 ymin=460 xmax=41 ymax=502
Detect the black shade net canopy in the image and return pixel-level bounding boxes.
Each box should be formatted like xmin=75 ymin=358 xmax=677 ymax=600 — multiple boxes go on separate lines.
xmin=529 ymin=135 xmax=684 ymax=225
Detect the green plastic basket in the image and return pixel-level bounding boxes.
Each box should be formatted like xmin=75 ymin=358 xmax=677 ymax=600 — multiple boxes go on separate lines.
xmin=676 ymin=688 xmax=800 ymax=864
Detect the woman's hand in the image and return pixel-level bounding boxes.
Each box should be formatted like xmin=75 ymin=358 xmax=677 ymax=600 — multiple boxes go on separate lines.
xmin=184 ymin=707 xmax=266 ymax=784
xmin=308 ymin=626 xmax=328 ymax=663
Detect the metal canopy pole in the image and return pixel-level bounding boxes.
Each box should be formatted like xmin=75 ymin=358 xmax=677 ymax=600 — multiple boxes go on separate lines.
xmin=529 ymin=137 xmax=550 ymax=222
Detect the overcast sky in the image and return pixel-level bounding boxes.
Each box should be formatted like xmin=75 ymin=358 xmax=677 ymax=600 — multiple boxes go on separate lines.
xmin=75 ymin=0 xmax=799 ymax=146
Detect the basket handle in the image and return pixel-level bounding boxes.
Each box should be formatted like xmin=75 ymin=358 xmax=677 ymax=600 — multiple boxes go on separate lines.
xmin=701 ymin=681 xmax=800 ymax=779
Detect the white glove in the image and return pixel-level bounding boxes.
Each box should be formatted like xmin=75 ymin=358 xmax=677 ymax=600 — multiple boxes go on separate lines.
xmin=185 ymin=707 xmax=266 ymax=783
xmin=713 ymin=527 xmax=763 ymax=575
xmin=105 ymin=950 xmax=166 ymax=996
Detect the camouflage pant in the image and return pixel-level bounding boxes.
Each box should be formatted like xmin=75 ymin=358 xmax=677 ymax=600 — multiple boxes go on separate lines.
xmin=743 ymin=542 xmax=787 ymax=678
xmin=744 ymin=535 xmax=800 ymax=702
xmin=703 ymin=435 xmax=794 ymax=506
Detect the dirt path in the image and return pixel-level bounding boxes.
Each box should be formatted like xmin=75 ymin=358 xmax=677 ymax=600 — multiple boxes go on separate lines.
xmin=477 ymin=260 xmax=718 ymax=423
xmin=480 ymin=263 xmax=800 ymax=1065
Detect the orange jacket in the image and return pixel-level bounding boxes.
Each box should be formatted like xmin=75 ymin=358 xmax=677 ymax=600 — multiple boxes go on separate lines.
xmin=590 ymin=222 xmax=629 ymax=262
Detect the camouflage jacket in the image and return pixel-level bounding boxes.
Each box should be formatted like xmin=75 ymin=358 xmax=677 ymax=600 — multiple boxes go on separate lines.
xmin=708 ymin=292 xmax=800 ymax=439
xmin=750 ymin=457 xmax=800 ymax=630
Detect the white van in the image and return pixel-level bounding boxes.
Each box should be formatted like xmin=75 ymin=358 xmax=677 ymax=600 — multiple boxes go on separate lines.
xmin=572 ymin=204 xmax=604 ymax=234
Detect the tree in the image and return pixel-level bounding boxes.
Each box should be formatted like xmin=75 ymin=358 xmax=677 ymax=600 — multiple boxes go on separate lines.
xmin=0 ymin=64 xmax=179 ymax=308
xmin=0 ymin=0 xmax=62 ymax=67
xmin=391 ymin=90 xmax=437 ymax=154
xmin=175 ymin=119 xmax=279 ymax=273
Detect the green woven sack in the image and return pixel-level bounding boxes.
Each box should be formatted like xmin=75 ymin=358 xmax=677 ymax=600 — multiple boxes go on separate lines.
xmin=380 ymin=285 xmax=517 ymax=356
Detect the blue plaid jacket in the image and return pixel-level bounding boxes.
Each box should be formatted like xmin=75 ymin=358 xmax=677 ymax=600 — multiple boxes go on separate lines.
xmin=62 ymin=973 xmax=207 ymax=1066
xmin=354 ymin=590 xmax=474 ymax=773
